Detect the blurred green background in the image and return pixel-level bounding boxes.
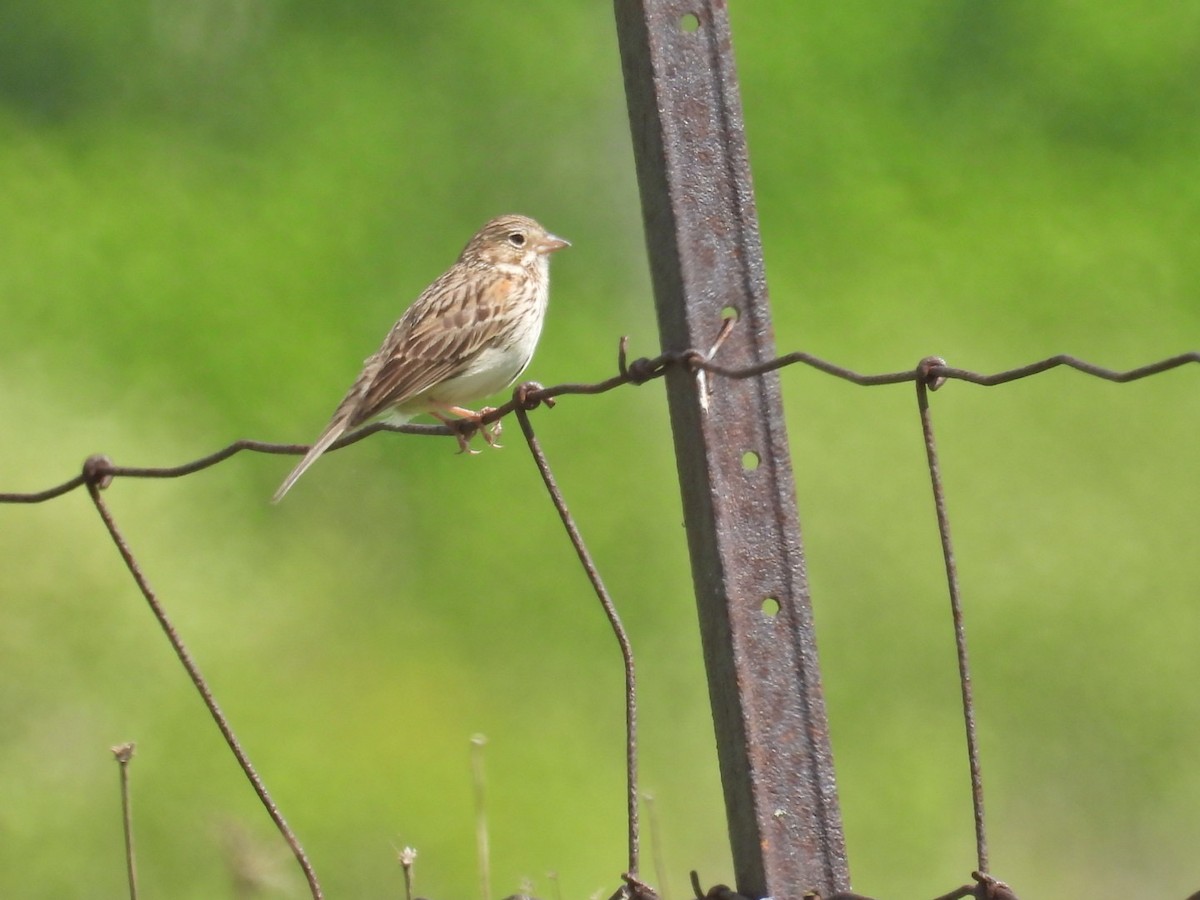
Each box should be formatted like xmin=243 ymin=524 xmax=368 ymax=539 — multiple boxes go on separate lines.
xmin=1 ymin=1 xmax=1198 ymax=898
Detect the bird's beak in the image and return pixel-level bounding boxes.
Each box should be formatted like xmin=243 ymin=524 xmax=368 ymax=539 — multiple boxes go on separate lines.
xmin=539 ymin=233 xmax=571 ymax=254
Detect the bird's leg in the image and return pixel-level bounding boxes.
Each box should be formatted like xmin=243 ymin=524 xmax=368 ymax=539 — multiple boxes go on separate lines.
xmin=431 ymin=409 xmax=481 ymax=455
xmin=436 ymin=405 xmax=503 ymax=451
xmin=474 ymin=407 xmax=503 ymax=448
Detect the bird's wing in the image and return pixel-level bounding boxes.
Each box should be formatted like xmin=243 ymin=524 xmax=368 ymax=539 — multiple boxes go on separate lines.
xmin=349 ymin=269 xmax=520 ymax=425
xmin=272 ymin=267 xmax=523 ymax=501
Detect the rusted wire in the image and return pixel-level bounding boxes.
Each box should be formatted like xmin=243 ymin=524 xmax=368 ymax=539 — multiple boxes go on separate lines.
xmin=82 ymin=458 xmax=324 ymax=900
xmin=3 ymin=345 xmax=1195 ymax=503
xmin=513 ymin=384 xmax=641 ymax=882
xmin=780 ymin=869 xmax=1019 ymax=900
xmin=2 ymin=340 xmax=1195 ymax=898
xmin=915 ymin=359 xmax=988 ymax=874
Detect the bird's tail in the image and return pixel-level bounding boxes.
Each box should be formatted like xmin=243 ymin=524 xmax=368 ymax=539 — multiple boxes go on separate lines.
xmin=271 ymin=420 xmax=350 ymax=503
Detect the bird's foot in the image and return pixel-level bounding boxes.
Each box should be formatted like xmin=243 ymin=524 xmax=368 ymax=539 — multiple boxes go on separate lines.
xmin=437 ymin=405 xmax=502 ymax=452
xmin=476 ymin=407 xmax=502 ymax=448
xmin=432 ymin=409 xmax=482 ymax=454
xmin=454 ymin=429 xmax=481 ymax=455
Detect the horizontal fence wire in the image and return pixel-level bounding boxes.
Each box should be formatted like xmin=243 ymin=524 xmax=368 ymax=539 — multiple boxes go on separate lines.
xmin=3 ymin=344 xmax=1196 ymax=504
xmin=1 ymin=339 xmax=1196 ymax=900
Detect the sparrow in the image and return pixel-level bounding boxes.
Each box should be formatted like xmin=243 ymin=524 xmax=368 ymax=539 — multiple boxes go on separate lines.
xmin=272 ymin=214 xmax=569 ymax=502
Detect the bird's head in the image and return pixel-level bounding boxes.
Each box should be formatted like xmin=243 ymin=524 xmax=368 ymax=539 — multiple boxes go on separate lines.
xmin=463 ymin=214 xmax=570 ymax=271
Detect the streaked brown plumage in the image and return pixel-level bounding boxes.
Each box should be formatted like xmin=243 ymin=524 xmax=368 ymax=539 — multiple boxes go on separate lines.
xmin=272 ymin=214 xmax=569 ymax=502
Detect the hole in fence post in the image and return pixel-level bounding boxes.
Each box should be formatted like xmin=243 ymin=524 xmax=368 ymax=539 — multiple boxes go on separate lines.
xmin=679 ymin=12 xmax=701 ymax=33
xmin=720 ymin=304 xmax=738 ymax=322
xmin=741 ymin=450 xmax=760 ymax=471
xmin=761 ymin=597 xmax=781 ymax=617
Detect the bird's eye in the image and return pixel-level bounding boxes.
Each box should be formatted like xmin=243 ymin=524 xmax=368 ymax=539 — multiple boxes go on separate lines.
xmin=507 ymin=231 xmax=526 ymax=247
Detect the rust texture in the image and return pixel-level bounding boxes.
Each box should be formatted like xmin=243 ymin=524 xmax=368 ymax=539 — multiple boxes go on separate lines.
xmin=613 ymin=1 xmax=849 ymax=896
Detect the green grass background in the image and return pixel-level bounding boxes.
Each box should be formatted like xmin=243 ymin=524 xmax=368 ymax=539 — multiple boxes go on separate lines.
xmin=1 ymin=2 xmax=1198 ymax=897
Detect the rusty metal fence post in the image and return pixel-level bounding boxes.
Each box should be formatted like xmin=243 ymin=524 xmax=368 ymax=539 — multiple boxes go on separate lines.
xmin=613 ymin=1 xmax=850 ymax=897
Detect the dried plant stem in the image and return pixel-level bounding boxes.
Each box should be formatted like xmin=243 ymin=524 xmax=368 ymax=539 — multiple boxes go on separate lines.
xmin=643 ymin=793 xmax=668 ymax=900
xmin=111 ymin=743 xmax=138 ymax=900
xmin=471 ymin=735 xmax=492 ymax=900
xmin=397 ymin=846 xmax=417 ymax=900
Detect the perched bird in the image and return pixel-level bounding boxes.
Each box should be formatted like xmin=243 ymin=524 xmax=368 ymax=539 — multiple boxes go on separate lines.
xmin=272 ymin=214 xmax=569 ymax=502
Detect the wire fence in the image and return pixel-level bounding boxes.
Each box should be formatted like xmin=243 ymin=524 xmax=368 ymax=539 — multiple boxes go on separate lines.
xmin=2 ymin=339 xmax=1197 ymax=900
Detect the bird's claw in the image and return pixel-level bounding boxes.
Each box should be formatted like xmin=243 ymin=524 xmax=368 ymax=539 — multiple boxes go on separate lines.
xmin=477 ymin=408 xmax=503 ymax=448
xmin=446 ymin=408 xmax=503 ymax=454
